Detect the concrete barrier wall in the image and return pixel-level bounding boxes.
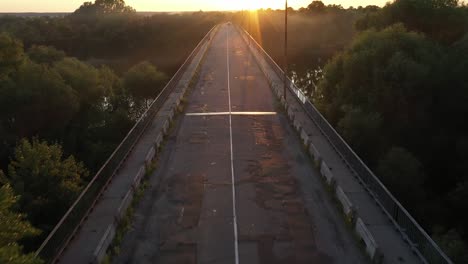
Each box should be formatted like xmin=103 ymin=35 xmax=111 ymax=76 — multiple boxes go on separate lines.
xmin=88 ymin=25 xmax=218 ymax=264
xmin=336 ymin=186 xmax=355 ymax=219
xmin=293 ymin=119 xmax=302 ymax=132
xmin=162 ymin=119 xmax=170 ymax=135
xmin=320 ymin=161 xmax=334 ymax=186
xmin=355 ymin=218 xmax=382 ymax=263
xmin=117 ymin=188 xmax=134 ymax=221
xmin=300 ymin=129 xmax=310 ymax=147
xmin=93 ymin=224 xmax=116 ymax=264
xmin=308 ymin=143 xmax=321 ymax=165
xmin=145 ymin=146 xmax=156 ymax=167
xmin=155 ymin=133 xmax=164 ymax=149
xmin=133 ymin=166 xmax=145 ymax=190
xmin=239 ymin=27 xmax=390 ymax=264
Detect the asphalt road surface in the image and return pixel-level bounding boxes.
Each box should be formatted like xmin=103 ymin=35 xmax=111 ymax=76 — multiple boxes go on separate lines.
xmin=113 ymin=24 xmax=368 ymax=264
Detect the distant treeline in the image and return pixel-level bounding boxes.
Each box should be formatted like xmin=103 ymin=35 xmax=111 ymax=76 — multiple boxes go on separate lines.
xmin=238 ymin=1 xmax=468 ymax=262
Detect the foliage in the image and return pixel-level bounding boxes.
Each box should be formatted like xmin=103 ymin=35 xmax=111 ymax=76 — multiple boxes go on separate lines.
xmin=0 ymin=0 xmax=222 ymax=256
xmin=307 ymin=1 xmax=326 ymax=14
xmin=314 ymin=0 xmax=468 ymax=258
xmin=0 ymin=33 xmax=24 ymax=77
xmin=28 ymin=45 xmax=65 ymax=65
xmin=356 ymin=0 xmax=468 ymax=45
xmin=316 ymin=24 xmax=440 ymax=149
xmin=433 ymin=227 xmax=468 ymax=263
xmin=74 ymin=0 xmax=136 ymax=16
xmin=124 ymin=61 xmax=167 ymax=109
xmin=0 ymin=11 xmax=221 ymax=76
xmin=0 ymin=184 xmax=42 ymax=264
xmin=377 ymin=147 xmax=425 ymax=207
xmin=7 ymin=139 xmax=89 ymax=231
xmin=0 ymin=61 xmax=79 ymax=139
xmin=337 ymin=107 xmax=383 ymax=163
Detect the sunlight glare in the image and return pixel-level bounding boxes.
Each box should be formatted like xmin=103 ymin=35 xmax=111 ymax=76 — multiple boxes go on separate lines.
xmin=233 ymin=0 xmax=277 ymax=10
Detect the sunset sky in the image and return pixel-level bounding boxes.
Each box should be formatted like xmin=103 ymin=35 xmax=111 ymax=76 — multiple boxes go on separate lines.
xmin=0 ymin=0 xmax=390 ymax=12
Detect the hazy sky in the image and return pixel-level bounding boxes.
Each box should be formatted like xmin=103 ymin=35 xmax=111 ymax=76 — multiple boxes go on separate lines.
xmin=0 ymin=0 xmax=390 ymax=12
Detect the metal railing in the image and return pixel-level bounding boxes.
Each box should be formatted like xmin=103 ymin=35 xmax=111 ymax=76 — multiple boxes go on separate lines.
xmin=237 ymin=26 xmax=453 ymax=264
xmin=36 ymin=25 xmax=218 ymax=263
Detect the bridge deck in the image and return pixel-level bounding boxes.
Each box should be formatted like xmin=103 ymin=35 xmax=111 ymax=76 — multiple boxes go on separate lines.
xmin=113 ymin=24 xmax=368 ymax=264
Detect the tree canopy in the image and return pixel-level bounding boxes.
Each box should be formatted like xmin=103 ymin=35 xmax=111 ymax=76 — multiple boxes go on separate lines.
xmin=314 ymin=0 xmax=468 ymax=260
xmin=7 ymin=139 xmax=89 ymax=230
xmin=74 ymin=0 xmax=135 ymax=16
xmin=124 ymin=61 xmax=167 ymax=110
xmin=356 ymin=0 xmax=468 ymax=45
xmin=0 ymin=184 xmax=42 ymax=264
xmin=0 ymin=0 xmax=221 ymax=261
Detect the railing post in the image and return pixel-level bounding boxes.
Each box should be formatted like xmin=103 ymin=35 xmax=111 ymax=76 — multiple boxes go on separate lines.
xmin=283 ymin=0 xmax=288 ymax=102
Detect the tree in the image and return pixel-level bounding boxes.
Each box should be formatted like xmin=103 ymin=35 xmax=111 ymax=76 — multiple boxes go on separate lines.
xmin=28 ymin=45 xmax=65 ymax=65
xmin=54 ymin=58 xmax=106 ymax=104
xmin=0 ymin=61 xmax=79 ymax=139
xmin=0 ymin=33 xmax=24 ymax=77
xmin=337 ymin=106 xmax=383 ymax=163
xmin=433 ymin=227 xmax=468 ymax=263
xmin=124 ymin=61 xmax=167 ymax=110
xmin=74 ymin=0 xmax=136 ymax=16
xmin=7 ymin=139 xmax=88 ymax=230
xmin=317 ymin=24 xmax=439 ymax=149
xmin=377 ymin=147 xmax=425 ymax=207
xmin=0 ymin=184 xmax=42 ymax=264
xmin=307 ymin=1 xmax=326 ymax=14
xmin=355 ymin=0 xmax=468 ymax=45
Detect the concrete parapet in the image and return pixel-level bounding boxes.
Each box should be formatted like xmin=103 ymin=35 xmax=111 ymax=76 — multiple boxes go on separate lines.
xmin=155 ymin=132 xmax=164 ymax=149
xmin=293 ymin=118 xmax=302 ymax=132
xmin=132 ymin=166 xmax=145 ymax=190
xmin=92 ymin=224 xmax=116 ymax=264
xmin=308 ymin=143 xmax=322 ymax=166
xmin=320 ymin=161 xmax=334 ymax=186
xmin=355 ymin=218 xmax=383 ymax=263
xmin=335 ymin=186 xmax=355 ymax=220
xmin=116 ymin=188 xmax=134 ymax=222
xmin=145 ymin=146 xmax=155 ymax=167
xmin=300 ymin=129 xmax=310 ymax=147
xmin=162 ymin=119 xmax=170 ymax=135
xmin=287 ymin=107 xmax=295 ymax=121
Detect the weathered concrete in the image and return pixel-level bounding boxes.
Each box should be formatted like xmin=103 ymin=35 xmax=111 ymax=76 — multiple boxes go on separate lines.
xmin=240 ymin=26 xmax=421 ymax=264
xmin=113 ymin=24 xmax=367 ymax=264
xmin=57 ymin=24 xmax=215 ymax=264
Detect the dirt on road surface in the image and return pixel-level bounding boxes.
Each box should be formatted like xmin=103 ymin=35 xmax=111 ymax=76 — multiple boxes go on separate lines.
xmin=112 ymin=23 xmax=367 ymax=264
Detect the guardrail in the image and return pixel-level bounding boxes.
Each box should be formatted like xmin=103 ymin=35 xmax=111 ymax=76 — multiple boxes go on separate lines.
xmin=35 ymin=25 xmax=218 ymax=263
xmin=237 ymin=25 xmax=453 ymax=264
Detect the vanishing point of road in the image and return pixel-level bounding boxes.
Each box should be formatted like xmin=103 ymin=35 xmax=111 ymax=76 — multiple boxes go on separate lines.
xmin=113 ymin=24 xmax=368 ymax=264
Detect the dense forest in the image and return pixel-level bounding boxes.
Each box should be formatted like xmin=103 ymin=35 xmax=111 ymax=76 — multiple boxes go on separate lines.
xmin=0 ymin=0 xmax=221 ymax=262
xmin=240 ymin=1 xmax=468 ymax=262
xmin=1 ymin=0 xmax=468 ymax=262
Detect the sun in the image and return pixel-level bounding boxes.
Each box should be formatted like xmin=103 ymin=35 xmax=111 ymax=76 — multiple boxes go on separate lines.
xmin=228 ymin=0 xmax=278 ymax=10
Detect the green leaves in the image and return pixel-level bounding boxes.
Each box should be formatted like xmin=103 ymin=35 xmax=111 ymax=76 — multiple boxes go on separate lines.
xmin=124 ymin=61 xmax=167 ymax=114
xmin=74 ymin=0 xmax=136 ymax=16
xmin=377 ymin=147 xmax=425 ymax=205
xmin=0 ymin=184 xmax=40 ymax=246
xmin=356 ymin=0 xmax=468 ymax=45
xmin=0 ymin=184 xmax=42 ymax=264
xmin=28 ymin=45 xmax=65 ymax=66
xmin=8 ymin=62 xmax=79 ymax=138
xmin=338 ymin=107 xmax=383 ymax=163
xmin=0 ymin=33 xmax=24 ymax=77
xmin=0 ymin=243 xmax=43 ymax=264
xmin=8 ymin=139 xmax=88 ymax=230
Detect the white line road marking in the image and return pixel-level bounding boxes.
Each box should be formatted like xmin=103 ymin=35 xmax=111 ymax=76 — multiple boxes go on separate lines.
xmin=227 ymin=26 xmax=240 ymax=264
xmin=186 ymin=111 xmax=277 ymax=116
